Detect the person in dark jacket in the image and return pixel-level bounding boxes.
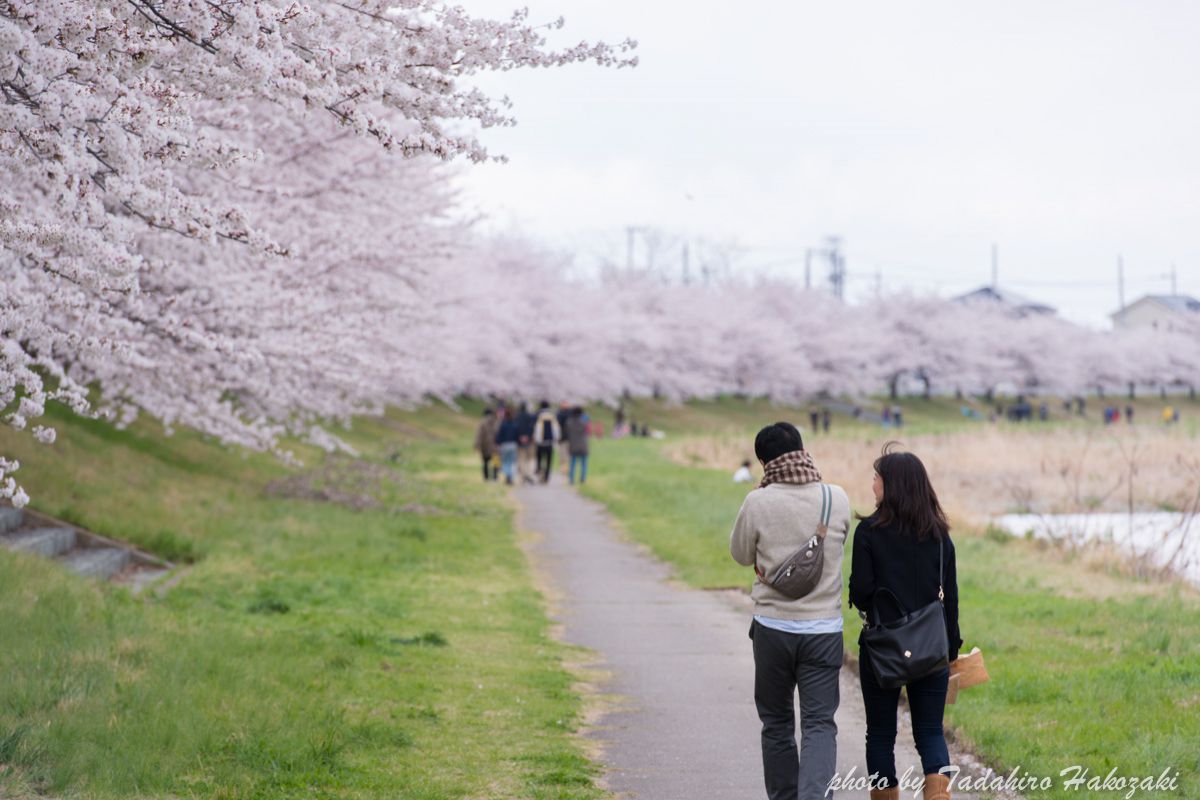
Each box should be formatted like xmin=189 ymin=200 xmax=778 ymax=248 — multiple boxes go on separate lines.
xmin=563 ymin=406 xmax=590 ymax=485
xmin=473 ymin=409 xmax=500 ymax=481
xmin=848 ymin=445 xmax=961 ymax=800
xmin=532 ymin=401 xmax=561 ymax=483
xmin=494 ymin=408 xmax=521 ymax=486
xmin=515 ymin=402 xmax=537 ymax=484
xmin=556 ymin=402 xmax=572 ymax=475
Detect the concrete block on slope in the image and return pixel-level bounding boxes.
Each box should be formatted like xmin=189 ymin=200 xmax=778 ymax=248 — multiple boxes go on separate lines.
xmin=60 ymin=547 xmax=132 ymax=580
xmin=3 ymin=527 xmax=77 ymax=557
xmin=0 ymin=507 xmax=23 ymax=534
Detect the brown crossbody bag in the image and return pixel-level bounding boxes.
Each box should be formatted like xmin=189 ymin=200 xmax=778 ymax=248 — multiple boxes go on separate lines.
xmin=764 ymin=483 xmax=832 ymax=599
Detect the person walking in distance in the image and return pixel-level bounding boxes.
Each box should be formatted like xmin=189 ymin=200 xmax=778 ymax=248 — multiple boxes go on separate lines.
xmin=729 ymin=422 xmax=852 ymax=800
xmin=556 ymin=402 xmax=572 ymax=474
xmin=493 ymin=408 xmax=521 ymax=486
xmin=473 ymin=408 xmax=500 ymax=481
xmin=564 ymin=406 xmax=590 ymax=485
xmin=515 ymin=402 xmax=537 ymax=484
xmin=532 ymin=401 xmax=561 ymax=484
xmin=848 ymin=445 xmax=962 ymax=800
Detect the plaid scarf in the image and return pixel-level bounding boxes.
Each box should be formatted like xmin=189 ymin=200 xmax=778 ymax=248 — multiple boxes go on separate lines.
xmin=759 ymin=449 xmax=823 ymax=489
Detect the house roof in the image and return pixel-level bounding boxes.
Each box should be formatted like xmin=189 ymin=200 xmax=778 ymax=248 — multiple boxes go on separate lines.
xmin=1147 ymin=294 xmax=1200 ymax=314
xmin=954 ymin=286 xmax=1057 ymax=313
xmin=1111 ymin=294 xmax=1200 ymax=318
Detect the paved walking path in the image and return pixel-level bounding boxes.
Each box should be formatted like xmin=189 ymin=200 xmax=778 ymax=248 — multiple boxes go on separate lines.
xmin=517 ymin=483 xmax=990 ymax=800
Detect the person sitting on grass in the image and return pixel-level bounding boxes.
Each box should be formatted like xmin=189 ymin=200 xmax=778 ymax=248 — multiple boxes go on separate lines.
xmin=733 ymin=459 xmax=754 ymax=483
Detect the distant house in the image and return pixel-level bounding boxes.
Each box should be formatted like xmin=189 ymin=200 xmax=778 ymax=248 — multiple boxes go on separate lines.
xmin=953 ymin=286 xmax=1056 ymax=317
xmin=1111 ymin=294 xmax=1200 ymax=332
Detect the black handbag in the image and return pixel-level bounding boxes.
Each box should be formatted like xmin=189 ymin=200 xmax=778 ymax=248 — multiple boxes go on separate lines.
xmin=859 ymin=537 xmax=949 ymax=689
xmin=765 ymin=483 xmax=832 ymax=599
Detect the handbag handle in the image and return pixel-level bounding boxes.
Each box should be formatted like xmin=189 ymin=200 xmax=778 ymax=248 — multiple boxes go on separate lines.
xmin=865 ymin=535 xmax=945 ymax=625
xmin=869 ymin=586 xmax=907 ymax=625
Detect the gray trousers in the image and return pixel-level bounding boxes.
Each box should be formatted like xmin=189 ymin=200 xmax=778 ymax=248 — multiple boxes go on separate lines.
xmin=750 ymin=620 xmax=842 ymax=800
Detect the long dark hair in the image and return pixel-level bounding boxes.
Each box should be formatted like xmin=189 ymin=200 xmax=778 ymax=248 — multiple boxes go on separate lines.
xmin=859 ymin=442 xmax=949 ymax=541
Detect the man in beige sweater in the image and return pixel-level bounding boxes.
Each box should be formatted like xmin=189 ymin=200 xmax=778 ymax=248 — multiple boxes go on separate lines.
xmin=730 ymin=421 xmax=851 ymax=800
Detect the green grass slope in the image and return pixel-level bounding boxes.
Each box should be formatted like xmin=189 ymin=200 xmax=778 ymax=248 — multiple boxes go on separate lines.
xmin=0 ymin=403 xmax=601 ymax=800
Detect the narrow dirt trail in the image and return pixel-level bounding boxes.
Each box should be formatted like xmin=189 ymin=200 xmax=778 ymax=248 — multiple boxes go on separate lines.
xmin=517 ymin=483 xmax=992 ymax=800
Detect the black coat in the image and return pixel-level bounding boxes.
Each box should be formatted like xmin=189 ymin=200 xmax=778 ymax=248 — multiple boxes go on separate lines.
xmin=848 ymin=516 xmax=962 ymax=662
xmin=515 ymin=409 xmax=536 ymax=440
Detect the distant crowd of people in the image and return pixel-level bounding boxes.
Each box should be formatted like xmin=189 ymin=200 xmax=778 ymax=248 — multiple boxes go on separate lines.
xmin=952 ymin=394 xmax=1186 ymax=426
xmin=473 ymin=401 xmax=666 ymax=487
xmin=474 ymin=401 xmax=594 ymax=486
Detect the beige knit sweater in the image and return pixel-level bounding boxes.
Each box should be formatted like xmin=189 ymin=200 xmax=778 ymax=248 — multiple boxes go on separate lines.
xmin=729 ymin=481 xmax=851 ymax=620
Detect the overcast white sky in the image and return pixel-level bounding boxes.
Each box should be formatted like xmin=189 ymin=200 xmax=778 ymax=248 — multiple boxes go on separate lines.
xmin=454 ymin=1 xmax=1199 ymax=327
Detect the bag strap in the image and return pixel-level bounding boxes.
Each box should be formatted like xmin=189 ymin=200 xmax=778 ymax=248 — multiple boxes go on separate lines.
xmin=937 ymin=535 xmax=944 ymax=602
xmin=814 ymin=483 xmax=831 ymax=539
xmin=865 ymin=536 xmax=944 ymax=625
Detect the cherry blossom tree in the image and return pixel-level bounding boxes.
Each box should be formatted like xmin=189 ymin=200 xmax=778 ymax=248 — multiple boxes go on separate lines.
xmin=1 ymin=0 xmax=635 ymax=503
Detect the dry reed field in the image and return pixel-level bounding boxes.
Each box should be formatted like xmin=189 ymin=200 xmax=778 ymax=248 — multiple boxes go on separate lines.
xmin=666 ymin=425 xmax=1200 ymax=526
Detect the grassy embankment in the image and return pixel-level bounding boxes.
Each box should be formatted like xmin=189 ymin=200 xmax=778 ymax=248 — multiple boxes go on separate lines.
xmin=0 ymin=402 xmax=602 ymax=799
xmin=581 ymin=396 xmax=1200 ymax=800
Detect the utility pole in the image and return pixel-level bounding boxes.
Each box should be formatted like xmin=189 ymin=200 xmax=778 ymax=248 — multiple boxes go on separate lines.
xmin=1117 ymin=255 xmax=1125 ymax=310
xmin=826 ymin=236 xmax=845 ymax=300
xmin=991 ymin=243 xmax=999 ymax=288
xmin=681 ymin=241 xmax=690 ymax=285
xmin=626 ymin=227 xmax=635 ymax=271
xmin=804 ymin=248 xmax=812 ymax=290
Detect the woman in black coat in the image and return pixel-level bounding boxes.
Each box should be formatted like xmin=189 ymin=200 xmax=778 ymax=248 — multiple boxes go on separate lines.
xmin=848 ymin=446 xmax=962 ymax=800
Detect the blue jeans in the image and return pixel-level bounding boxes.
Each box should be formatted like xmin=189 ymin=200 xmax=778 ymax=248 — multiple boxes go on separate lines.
xmin=569 ymin=454 xmax=588 ymax=484
xmin=858 ymin=645 xmax=950 ymax=788
xmin=499 ymin=442 xmax=518 ymax=484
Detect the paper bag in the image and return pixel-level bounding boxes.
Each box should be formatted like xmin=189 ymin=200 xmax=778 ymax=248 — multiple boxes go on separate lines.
xmin=949 ymin=646 xmax=989 ymax=691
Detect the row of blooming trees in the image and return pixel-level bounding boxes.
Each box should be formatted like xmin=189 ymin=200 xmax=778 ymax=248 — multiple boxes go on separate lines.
xmin=438 ymin=256 xmax=1200 ymax=405
xmin=2 ymin=3 xmax=1197 ymax=507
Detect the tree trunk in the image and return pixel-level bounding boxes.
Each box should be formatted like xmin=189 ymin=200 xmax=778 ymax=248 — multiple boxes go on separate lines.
xmin=1128 ymin=382 xmax=1135 ymax=400
xmin=888 ymin=375 xmax=899 ymax=401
